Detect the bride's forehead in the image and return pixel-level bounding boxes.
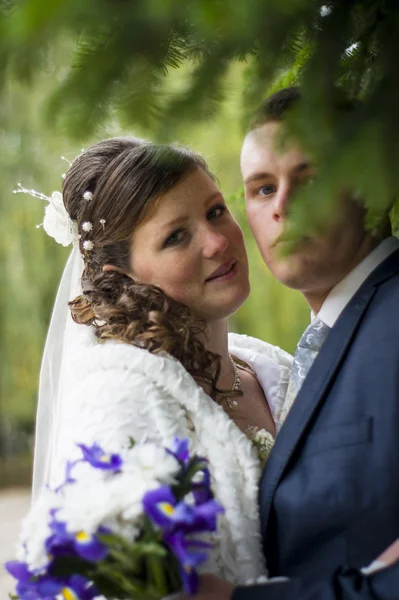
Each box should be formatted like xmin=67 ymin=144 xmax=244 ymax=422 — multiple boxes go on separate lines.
xmin=139 ymin=170 xmax=219 ymax=223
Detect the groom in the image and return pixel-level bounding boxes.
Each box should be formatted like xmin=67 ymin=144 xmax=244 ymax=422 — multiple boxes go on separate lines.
xmin=187 ymin=87 xmax=399 ymax=599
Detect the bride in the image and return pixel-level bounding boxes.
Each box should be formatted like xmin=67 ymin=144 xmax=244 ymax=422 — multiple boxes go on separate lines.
xmin=32 ymin=136 xmax=292 ymax=585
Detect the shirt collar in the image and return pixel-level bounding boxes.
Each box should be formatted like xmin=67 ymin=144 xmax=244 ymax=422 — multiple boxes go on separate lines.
xmin=313 ymin=236 xmax=399 ymax=328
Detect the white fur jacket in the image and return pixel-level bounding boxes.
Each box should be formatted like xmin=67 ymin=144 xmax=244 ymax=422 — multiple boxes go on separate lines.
xmin=50 ymin=331 xmax=292 ymax=584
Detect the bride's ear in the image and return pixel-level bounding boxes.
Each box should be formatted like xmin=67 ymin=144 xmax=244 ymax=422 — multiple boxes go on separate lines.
xmin=102 ymin=264 xmax=136 ymax=282
xmin=102 ymin=264 xmax=123 ymax=274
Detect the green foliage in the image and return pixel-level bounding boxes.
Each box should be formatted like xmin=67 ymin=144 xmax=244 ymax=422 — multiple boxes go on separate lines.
xmin=1 ymin=0 xmax=398 ymax=224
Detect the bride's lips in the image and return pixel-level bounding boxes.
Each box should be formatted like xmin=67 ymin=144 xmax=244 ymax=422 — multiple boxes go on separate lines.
xmin=205 ymin=258 xmax=238 ymax=283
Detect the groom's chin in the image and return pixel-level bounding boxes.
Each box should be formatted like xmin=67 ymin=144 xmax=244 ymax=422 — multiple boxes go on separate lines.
xmin=266 ymin=253 xmax=316 ymax=291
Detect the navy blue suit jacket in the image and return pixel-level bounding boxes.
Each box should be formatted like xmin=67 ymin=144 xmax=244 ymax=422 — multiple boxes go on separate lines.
xmin=234 ymin=249 xmax=399 ymax=599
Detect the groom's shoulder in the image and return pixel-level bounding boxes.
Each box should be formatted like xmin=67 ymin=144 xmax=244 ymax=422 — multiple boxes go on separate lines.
xmin=353 ymin=258 xmax=399 ymax=343
xmin=369 ymin=258 xmax=399 ymax=315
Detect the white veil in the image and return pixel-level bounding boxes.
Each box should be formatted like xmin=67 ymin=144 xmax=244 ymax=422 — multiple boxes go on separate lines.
xmin=12 ymin=184 xmax=94 ymax=502
xmin=32 ymin=245 xmax=87 ymax=501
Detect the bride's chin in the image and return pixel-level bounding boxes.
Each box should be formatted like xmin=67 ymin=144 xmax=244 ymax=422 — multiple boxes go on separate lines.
xmin=207 ymin=285 xmax=251 ymax=321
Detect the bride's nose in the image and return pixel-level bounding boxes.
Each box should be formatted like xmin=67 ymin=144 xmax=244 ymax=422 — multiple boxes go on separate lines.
xmin=202 ymin=229 xmax=229 ymax=258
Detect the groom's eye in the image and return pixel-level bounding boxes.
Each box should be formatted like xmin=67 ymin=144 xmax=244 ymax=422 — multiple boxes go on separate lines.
xmin=257 ymin=184 xmax=276 ymax=197
xmin=302 ymin=175 xmax=315 ymax=186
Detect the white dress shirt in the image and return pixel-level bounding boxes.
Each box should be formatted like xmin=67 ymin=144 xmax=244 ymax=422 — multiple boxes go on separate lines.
xmin=314 ymin=236 xmax=399 ymax=327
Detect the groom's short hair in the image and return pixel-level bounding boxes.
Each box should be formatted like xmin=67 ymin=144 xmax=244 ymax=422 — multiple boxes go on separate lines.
xmin=249 ymin=86 xmax=358 ymax=131
xmin=249 ymin=87 xmax=300 ymax=131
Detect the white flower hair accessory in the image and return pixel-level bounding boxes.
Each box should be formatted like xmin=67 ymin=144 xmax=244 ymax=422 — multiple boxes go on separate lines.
xmin=44 ymin=191 xmax=80 ymax=247
xmin=14 ymin=184 xmax=79 ymax=248
xmin=83 ymin=191 xmax=93 ymax=202
xmin=83 ymin=240 xmax=94 ymax=251
xmin=82 ymin=221 xmax=93 ymax=233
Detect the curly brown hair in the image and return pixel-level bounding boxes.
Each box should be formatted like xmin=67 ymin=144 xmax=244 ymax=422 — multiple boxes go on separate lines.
xmin=63 ymin=136 xmax=239 ymax=403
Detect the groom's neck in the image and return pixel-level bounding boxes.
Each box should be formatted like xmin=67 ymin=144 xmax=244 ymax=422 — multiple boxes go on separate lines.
xmin=303 ymin=234 xmax=382 ymax=315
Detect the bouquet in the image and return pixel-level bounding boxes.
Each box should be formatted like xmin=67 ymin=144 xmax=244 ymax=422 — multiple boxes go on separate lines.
xmin=6 ymin=438 xmax=224 ymax=600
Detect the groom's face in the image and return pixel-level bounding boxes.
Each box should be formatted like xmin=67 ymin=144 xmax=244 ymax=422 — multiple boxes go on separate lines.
xmin=241 ymin=121 xmax=368 ymax=295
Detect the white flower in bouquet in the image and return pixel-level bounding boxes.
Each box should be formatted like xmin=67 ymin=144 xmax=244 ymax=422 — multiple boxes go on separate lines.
xmin=17 ymin=488 xmax=62 ymax=572
xmin=124 ymin=442 xmax=180 ymax=485
xmin=59 ymin=472 xmax=146 ymax=535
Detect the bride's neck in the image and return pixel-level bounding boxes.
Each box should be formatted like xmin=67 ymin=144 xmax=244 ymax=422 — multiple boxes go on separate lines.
xmin=203 ymin=318 xmax=234 ymax=389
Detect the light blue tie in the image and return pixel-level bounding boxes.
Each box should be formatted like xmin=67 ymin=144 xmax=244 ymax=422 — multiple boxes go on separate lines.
xmin=279 ymin=317 xmax=330 ymax=426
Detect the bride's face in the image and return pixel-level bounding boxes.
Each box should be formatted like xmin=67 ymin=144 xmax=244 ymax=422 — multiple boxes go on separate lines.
xmin=129 ymin=168 xmax=250 ymax=321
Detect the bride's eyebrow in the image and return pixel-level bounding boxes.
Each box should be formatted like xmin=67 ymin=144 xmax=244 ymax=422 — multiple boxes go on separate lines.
xmin=160 ymin=214 xmax=190 ymax=230
xmin=159 ymin=191 xmax=224 ymax=231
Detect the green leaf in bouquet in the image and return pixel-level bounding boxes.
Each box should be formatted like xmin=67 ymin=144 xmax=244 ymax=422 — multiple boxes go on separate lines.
xmin=144 ymin=553 xmax=169 ymax=598
xmin=93 ymin=564 xmax=158 ymax=599
xmin=106 ymin=546 xmax=141 ymax=571
xmin=130 ymin=542 xmax=167 ymax=558
xmin=145 ymin=552 xmax=181 ymax=599
xmin=173 ymin=456 xmax=209 ymax=500
xmin=88 ymin=570 xmax=129 ymax=598
xmin=99 ymin=530 xmax=167 ymax=563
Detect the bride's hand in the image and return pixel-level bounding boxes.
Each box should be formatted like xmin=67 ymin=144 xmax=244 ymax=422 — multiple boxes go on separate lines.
xmin=177 ymin=574 xmax=234 ymax=600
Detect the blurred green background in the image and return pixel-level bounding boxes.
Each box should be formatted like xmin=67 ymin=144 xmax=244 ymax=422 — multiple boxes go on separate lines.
xmin=0 ymin=50 xmax=309 ymax=487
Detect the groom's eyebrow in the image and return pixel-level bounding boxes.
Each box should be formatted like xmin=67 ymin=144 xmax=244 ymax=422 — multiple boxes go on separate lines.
xmin=244 ymin=162 xmax=311 ymax=185
xmin=244 ymin=172 xmax=274 ymax=185
xmin=293 ymin=161 xmax=312 ymax=173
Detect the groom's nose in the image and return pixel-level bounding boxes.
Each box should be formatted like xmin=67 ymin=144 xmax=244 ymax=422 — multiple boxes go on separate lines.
xmin=272 ymin=180 xmax=292 ymax=222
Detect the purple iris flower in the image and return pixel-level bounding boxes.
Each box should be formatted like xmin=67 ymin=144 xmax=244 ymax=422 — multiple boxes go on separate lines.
xmin=72 ymin=529 xmax=109 ymax=562
xmin=77 ymin=442 xmax=123 ymax=472
xmin=192 ymin=464 xmax=213 ymax=505
xmin=143 ymin=486 xmax=177 ymax=528
xmin=5 ymin=561 xmax=32 ymax=584
xmin=46 ymin=518 xmax=75 ymax=559
xmin=5 ymin=561 xmax=63 ymax=600
xmin=167 ymin=438 xmax=190 ymax=466
xmin=17 ymin=582 xmax=56 ymax=600
xmin=58 ymin=575 xmax=98 ymax=600
xmin=189 ymin=497 xmax=223 ymax=532
xmin=143 ymin=486 xmax=224 ymax=534
xmin=33 ymin=577 xmax=64 ymax=598
xmin=47 ymin=518 xmax=108 ymax=563
xmin=164 ymin=532 xmax=211 ymax=594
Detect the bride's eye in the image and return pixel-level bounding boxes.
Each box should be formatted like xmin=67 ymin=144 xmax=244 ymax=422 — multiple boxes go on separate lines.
xmin=163 ymin=229 xmax=186 ymax=248
xmin=256 ymin=184 xmax=276 ymax=197
xmin=207 ymin=205 xmax=226 ymax=220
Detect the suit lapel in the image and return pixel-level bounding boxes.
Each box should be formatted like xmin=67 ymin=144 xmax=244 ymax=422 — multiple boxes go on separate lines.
xmin=259 ymin=249 xmax=399 ymax=536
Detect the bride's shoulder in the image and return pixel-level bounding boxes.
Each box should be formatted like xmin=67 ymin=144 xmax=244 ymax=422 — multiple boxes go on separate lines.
xmin=228 ymin=332 xmax=292 ymax=369
xmin=69 ymin=336 xmax=202 ymax=404
xmin=68 ymin=337 xmax=189 ymax=401
xmin=72 ymin=337 xmax=179 ymax=378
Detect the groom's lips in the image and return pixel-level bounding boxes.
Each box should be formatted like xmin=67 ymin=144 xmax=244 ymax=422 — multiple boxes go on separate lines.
xmin=273 ymin=234 xmax=311 ymax=248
